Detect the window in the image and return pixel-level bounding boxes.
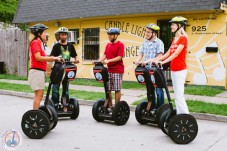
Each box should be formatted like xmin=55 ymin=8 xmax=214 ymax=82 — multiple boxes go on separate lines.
xmin=83 ymin=28 xmax=100 ymax=60
xmin=67 ymin=29 xmax=79 ymax=44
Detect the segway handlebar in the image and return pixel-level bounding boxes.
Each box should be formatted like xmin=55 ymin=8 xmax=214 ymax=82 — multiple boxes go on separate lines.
xmin=93 ymin=61 xmax=104 ymax=66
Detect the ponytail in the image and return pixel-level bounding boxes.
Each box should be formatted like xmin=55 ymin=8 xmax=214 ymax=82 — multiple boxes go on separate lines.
xmin=179 ymin=27 xmax=188 ymax=38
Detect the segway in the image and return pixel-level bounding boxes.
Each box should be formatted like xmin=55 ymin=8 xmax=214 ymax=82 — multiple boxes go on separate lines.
xmin=21 ymin=64 xmax=62 ymax=139
xmin=157 ymin=65 xmax=198 ymax=144
xmin=92 ymin=62 xmax=130 ymax=126
xmin=134 ymin=63 xmax=170 ymax=126
xmin=48 ymin=61 xmax=80 ymax=120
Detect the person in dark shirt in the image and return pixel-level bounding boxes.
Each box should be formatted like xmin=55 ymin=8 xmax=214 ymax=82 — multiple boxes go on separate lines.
xmin=50 ymin=27 xmax=79 ymax=111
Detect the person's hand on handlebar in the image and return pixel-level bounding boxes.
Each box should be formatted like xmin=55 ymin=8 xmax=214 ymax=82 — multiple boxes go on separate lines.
xmin=74 ymin=59 xmax=79 ymax=64
xmin=154 ymin=60 xmax=163 ymax=65
xmin=103 ymin=59 xmax=110 ymax=64
xmin=133 ymin=60 xmax=140 ymax=66
xmin=54 ymin=56 xmax=64 ymax=62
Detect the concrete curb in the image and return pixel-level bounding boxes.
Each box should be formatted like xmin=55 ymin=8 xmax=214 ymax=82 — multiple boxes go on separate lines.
xmin=1 ymin=89 xmax=227 ymax=123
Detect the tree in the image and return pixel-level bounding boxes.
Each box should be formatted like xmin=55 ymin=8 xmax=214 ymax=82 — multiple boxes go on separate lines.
xmin=0 ymin=0 xmax=19 ymax=22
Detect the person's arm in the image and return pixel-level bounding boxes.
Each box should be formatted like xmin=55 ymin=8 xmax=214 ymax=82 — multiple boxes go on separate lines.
xmin=104 ymin=42 xmax=124 ymax=64
xmin=134 ymin=53 xmax=143 ymax=65
xmin=98 ymin=54 xmax=106 ymax=62
xmin=74 ymin=56 xmax=79 ymax=64
xmin=70 ymin=44 xmax=79 ymax=64
xmin=162 ymin=44 xmax=184 ymax=64
xmin=104 ymin=56 xmax=122 ymax=64
xmin=34 ymin=52 xmax=61 ymax=62
xmin=134 ymin=43 xmax=144 ymax=65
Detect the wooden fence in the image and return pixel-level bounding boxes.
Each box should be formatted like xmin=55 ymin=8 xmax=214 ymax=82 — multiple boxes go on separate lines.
xmin=0 ymin=29 xmax=29 ymax=77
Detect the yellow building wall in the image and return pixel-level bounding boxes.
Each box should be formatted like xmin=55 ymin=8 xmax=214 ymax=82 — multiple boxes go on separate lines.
xmin=37 ymin=11 xmax=227 ymax=89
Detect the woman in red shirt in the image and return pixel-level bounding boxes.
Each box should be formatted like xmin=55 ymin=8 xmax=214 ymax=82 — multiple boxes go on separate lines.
xmin=155 ymin=16 xmax=189 ymax=114
xmin=28 ymin=24 xmax=62 ymax=110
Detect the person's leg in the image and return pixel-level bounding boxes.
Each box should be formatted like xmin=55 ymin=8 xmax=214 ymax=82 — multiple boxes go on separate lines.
xmin=156 ymin=88 xmax=164 ymax=107
xmin=62 ymin=79 xmax=69 ymax=102
xmin=33 ymin=89 xmax=44 ymax=110
xmin=113 ymin=73 xmax=123 ymax=104
xmin=51 ymin=84 xmax=60 ymax=106
xmin=107 ymin=73 xmax=113 ymax=107
xmin=108 ymin=91 xmax=113 ymax=107
xmin=115 ymin=90 xmax=121 ymax=104
xmin=171 ymin=70 xmax=189 ymax=114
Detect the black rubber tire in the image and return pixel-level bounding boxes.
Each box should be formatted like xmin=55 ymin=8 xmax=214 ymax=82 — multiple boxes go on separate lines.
xmin=69 ymin=98 xmax=80 ymax=119
xmin=156 ymin=104 xmax=170 ymax=127
xmin=168 ymin=114 xmax=198 ymax=144
xmin=92 ymin=99 xmax=105 ymax=122
xmin=39 ymin=105 xmax=58 ymax=130
xmin=159 ymin=109 xmax=170 ymax=135
xmin=159 ymin=108 xmax=177 ymax=135
xmin=135 ymin=101 xmax=148 ymax=124
xmin=113 ymin=101 xmax=130 ymax=126
xmin=48 ymin=99 xmax=55 ymax=108
xmin=21 ymin=110 xmax=50 ymax=139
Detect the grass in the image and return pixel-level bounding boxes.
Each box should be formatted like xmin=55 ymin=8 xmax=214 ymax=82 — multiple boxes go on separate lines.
xmin=71 ymin=78 xmax=145 ymax=90
xmin=184 ymin=85 xmax=223 ymax=96
xmin=0 ymin=74 xmax=28 ymax=80
xmin=1 ymin=81 xmax=227 ymax=116
xmin=0 ymin=82 xmax=105 ymax=101
xmin=0 ymin=74 xmax=224 ymax=95
xmin=0 ymin=74 xmax=145 ymax=90
xmin=132 ymin=99 xmax=227 ymax=116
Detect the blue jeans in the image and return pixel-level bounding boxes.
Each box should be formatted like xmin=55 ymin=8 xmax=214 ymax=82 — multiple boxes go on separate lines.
xmin=152 ymin=88 xmax=165 ymax=108
xmin=145 ymin=66 xmax=165 ymax=108
xmin=51 ymin=79 xmax=69 ymax=105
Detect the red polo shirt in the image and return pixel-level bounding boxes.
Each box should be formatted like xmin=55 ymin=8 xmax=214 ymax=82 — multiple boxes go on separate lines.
xmin=104 ymin=41 xmax=124 ymax=74
xmin=30 ymin=39 xmax=46 ymax=71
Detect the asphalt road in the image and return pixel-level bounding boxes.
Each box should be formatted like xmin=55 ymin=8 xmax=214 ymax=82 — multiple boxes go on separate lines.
xmin=0 ymin=94 xmax=227 ymax=151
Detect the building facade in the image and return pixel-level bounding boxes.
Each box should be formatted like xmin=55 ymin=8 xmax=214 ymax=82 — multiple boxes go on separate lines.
xmin=13 ymin=0 xmax=227 ymax=89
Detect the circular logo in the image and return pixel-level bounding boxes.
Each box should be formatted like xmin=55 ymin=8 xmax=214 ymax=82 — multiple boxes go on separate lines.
xmin=67 ymin=71 xmax=75 ymax=79
xmin=95 ymin=73 xmax=102 ymax=80
xmin=137 ymin=75 xmax=145 ymax=83
xmin=1 ymin=129 xmax=22 ymax=150
xmin=151 ymin=75 xmax=155 ymax=84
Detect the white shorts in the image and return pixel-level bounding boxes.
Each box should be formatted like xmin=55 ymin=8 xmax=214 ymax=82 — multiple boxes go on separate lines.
xmin=28 ymin=69 xmax=45 ymax=91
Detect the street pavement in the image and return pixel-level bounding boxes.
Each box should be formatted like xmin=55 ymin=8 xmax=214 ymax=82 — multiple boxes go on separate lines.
xmin=0 ymin=94 xmax=227 ymax=151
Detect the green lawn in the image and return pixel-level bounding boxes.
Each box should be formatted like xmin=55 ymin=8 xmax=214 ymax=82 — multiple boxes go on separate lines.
xmin=0 ymin=82 xmax=105 ymax=101
xmin=132 ymin=99 xmax=227 ymax=116
xmin=0 ymin=74 xmax=224 ymax=95
xmin=0 ymin=74 xmax=28 ymax=80
xmin=184 ymin=85 xmax=223 ymax=96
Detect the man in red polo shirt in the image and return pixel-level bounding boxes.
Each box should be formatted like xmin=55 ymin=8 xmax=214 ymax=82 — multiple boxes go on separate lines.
xmin=98 ymin=28 xmax=124 ymax=108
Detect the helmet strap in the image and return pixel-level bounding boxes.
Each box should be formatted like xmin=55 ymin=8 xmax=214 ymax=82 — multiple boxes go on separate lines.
xmin=173 ymin=24 xmax=182 ymax=35
xmin=110 ymin=34 xmax=117 ymax=43
xmin=148 ymin=31 xmax=155 ymax=41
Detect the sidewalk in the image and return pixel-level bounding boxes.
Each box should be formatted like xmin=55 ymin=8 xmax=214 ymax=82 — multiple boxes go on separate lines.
xmin=0 ymin=79 xmax=227 ymax=105
xmin=1 ymin=79 xmax=227 ymax=123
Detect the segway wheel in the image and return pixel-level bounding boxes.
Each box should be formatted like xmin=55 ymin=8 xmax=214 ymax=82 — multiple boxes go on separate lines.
xmin=135 ymin=101 xmax=148 ymax=124
xmin=92 ymin=99 xmax=105 ymax=122
xmin=39 ymin=105 xmax=58 ymax=130
xmin=156 ymin=104 xmax=170 ymax=127
xmin=21 ymin=110 xmax=50 ymax=139
xmin=159 ymin=109 xmax=170 ymax=136
xmin=69 ymin=98 xmax=80 ymax=119
xmin=168 ymin=114 xmax=198 ymax=144
xmin=113 ymin=101 xmax=130 ymax=126
xmin=48 ymin=99 xmax=55 ymax=108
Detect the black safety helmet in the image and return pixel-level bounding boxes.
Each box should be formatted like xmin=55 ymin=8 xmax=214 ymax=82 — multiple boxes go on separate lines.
xmin=30 ymin=24 xmax=48 ymax=35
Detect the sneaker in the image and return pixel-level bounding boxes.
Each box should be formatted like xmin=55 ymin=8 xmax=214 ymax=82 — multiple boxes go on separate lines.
xmin=106 ymin=107 xmax=113 ymax=114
